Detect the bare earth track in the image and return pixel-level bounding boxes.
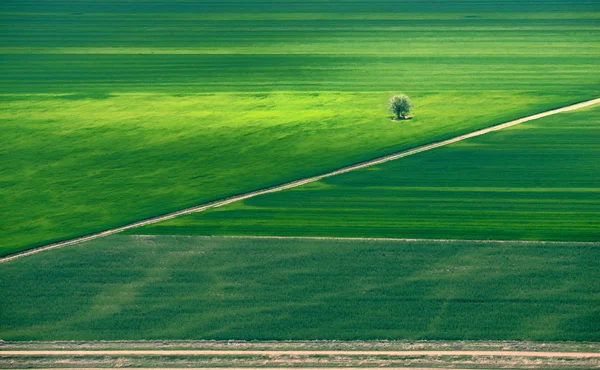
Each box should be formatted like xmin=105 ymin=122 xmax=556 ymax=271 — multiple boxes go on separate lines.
xmin=3 ymin=341 xmax=599 ymax=369
xmin=0 ymin=368 xmax=477 ymax=370
xmin=3 ymin=350 xmax=600 ymax=357
xmin=0 ymin=368 xmax=484 ymax=370
xmin=0 ymin=368 xmax=474 ymax=370
xmin=2 ymin=97 xmax=598 ymax=263
xmin=3 ymin=349 xmax=600 ymax=369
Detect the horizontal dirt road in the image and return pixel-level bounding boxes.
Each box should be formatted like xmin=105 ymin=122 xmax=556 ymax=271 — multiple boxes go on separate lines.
xmin=2 ymin=350 xmax=600 ymax=357
xmin=2 ymin=97 xmax=599 ymax=264
xmin=2 ymin=368 xmax=476 ymax=370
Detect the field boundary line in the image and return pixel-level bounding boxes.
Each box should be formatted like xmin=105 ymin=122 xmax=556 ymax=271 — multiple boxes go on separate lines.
xmin=2 ymin=350 xmax=600 ymax=357
xmin=2 ymin=97 xmax=599 ymax=263
xmin=199 ymin=235 xmax=600 ymax=245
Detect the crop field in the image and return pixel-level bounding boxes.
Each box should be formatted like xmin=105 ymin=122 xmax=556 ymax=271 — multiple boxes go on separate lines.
xmin=1 ymin=235 xmax=598 ymax=341
xmin=2 ymin=2 xmax=600 ymax=366
xmin=133 ymin=106 xmax=600 ymax=241
xmin=2 ymin=0 xmax=600 ymax=256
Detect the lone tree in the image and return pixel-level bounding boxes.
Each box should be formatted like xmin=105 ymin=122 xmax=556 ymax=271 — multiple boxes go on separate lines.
xmin=388 ymin=94 xmax=413 ymax=120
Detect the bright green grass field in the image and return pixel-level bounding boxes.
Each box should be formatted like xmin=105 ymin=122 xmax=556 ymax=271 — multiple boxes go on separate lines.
xmin=136 ymin=106 xmax=600 ymax=241
xmin=2 ymin=1 xmax=600 ymax=256
xmin=1 ymin=235 xmax=598 ymax=341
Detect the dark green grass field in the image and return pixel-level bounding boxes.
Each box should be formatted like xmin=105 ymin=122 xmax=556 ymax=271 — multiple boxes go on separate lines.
xmin=1 ymin=235 xmax=598 ymax=341
xmin=136 ymin=106 xmax=600 ymax=241
xmin=2 ymin=0 xmax=600 ymax=256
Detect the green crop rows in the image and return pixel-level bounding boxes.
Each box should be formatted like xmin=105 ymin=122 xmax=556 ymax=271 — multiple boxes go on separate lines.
xmin=1 ymin=235 xmax=598 ymax=341
xmin=2 ymin=0 xmax=600 ymax=346
xmin=2 ymin=0 xmax=600 ymax=255
xmin=134 ymin=106 xmax=600 ymax=241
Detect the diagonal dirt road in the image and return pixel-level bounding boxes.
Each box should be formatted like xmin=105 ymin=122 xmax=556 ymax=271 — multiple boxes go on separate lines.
xmin=2 ymin=350 xmax=600 ymax=357
xmin=2 ymin=97 xmax=599 ymax=263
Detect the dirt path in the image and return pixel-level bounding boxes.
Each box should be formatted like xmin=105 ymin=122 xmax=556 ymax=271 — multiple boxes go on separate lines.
xmin=8 ymin=368 xmax=475 ymax=370
xmin=0 ymin=368 xmax=478 ymax=370
xmin=2 ymin=97 xmax=599 ymax=264
xmin=2 ymin=350 xmax=600 ymax=357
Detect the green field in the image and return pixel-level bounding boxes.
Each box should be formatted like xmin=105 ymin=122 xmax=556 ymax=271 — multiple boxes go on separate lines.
xmin=135 ymin=105 xmax=600 ymax=241
xmin=2 ymin=0 xmax=600 ymax=256
xmin=1 ymin=235 xmax=598 ymax=341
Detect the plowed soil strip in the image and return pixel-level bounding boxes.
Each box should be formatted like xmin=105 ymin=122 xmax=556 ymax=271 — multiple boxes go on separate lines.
xmin=3 ymin=97 xmax=599 ymax=263
xmin=2 ymin=350 xmax=600 ymax=357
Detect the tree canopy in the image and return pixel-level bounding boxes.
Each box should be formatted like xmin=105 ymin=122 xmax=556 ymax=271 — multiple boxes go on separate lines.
xmin=389 ymin=94 xmax=413 ymax=120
